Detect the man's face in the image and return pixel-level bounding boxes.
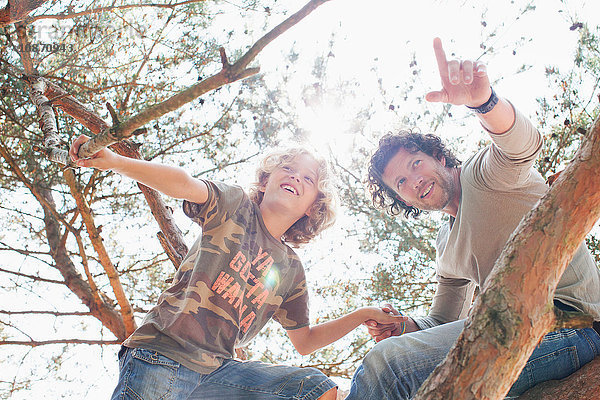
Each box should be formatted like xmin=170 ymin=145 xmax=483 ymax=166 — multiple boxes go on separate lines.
xmin=261 ymin=153 xmax=320 ymax=218
xmin=382 ymin=147 xmax=456 ymax=212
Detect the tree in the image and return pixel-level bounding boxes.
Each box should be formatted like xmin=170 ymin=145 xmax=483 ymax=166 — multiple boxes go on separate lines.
xmin=0 ymin=0 xmax=331 ymax=396
xmin=1 ymin=1 xmax=599 ymax=398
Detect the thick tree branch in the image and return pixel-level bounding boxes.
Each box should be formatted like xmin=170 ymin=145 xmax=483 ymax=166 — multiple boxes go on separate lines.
xmin=14 ymin=21 xmax=35 ymax=74
xmin=0 ymin=0 xmax=49 ymax=28
xmin=38 ymin=78 xmax=189 ymax=266
xmin=415 ymin=114 xmax=600 ymax=399
xmin=64 ymin=170 xmax=137 ymax=336
xmin=75 ymin=0 xmax=332 ymax=158
xmin=38 ymin=184 xmax=128 ymax=340
xmin=157 ymin=231 xmax=183 ymax=269
xmin=22 ymin=75 xmax=57 ymax=146
xmin=0 ymin=137 xmax=127 ymax=340
xmin=21 ymin=75 xmax=74 ymax=165
xmin=552 ymin=308 xmax=594 ymax=330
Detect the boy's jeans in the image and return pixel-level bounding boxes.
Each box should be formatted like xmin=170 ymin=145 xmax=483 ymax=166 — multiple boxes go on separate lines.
xmin=111 ymin=347 xmax=336 ymax=400
xmin=346 ymin=319 xmax=600 ymax=399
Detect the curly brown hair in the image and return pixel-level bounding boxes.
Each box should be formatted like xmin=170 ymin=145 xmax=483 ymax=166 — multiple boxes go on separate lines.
xmin=368 ymin=130 xmax=461 ymax=218
xmin=249 ymin=148 xmax=336 ymax=246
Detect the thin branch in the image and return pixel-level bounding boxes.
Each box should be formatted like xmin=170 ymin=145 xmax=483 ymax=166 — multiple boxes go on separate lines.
xmin=147 ymin=96 xmax=238 ymax=160
xmin=198 ymin=152 xmax=260 ymax=176
xmin=120 ymin=6 xmax=176 ymax=114
xmin=0 ymin=266 xmax=65 ymax=285
xmin=0 ymin=339 xmax=121 ymax=346
xmin=0 ymin=319 xmax=34 ymax=341
xmin=71 ymin=222 xmax=107 ymax=313
xmin=0 ymin=241 xmax=50 ymax=256
xmin=26 ymin=1 xmax=208 ymax=22
xmin=0 ymin=310 xmax=92 ymax=316
xmin=74 ymin=0 xmax=332 ymax=158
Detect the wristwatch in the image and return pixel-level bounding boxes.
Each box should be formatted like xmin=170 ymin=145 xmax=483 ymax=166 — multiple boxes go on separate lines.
xmin=466 ymin=87 xmax=498 ymax=114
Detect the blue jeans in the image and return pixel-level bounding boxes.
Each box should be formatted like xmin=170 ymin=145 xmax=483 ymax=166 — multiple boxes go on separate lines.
xmin=346 ymin=319 xmax=600 ymax=399
xmin=111 ymin=347 xmax=336 ymax=400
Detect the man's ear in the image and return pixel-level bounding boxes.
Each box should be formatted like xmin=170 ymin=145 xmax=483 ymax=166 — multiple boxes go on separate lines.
xmin=438 ymin=152 xmax=447 ymax=167
xmin=396 ymin=194 xmax=411 ymax=207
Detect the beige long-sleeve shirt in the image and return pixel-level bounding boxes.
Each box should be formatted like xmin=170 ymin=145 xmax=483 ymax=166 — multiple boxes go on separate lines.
xmin=414 ymin=107 xmax=600 ymax=329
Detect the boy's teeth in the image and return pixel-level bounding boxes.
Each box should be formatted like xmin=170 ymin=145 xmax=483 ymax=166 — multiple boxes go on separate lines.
xmin=282 ymin=184 xmax=297 ymax=194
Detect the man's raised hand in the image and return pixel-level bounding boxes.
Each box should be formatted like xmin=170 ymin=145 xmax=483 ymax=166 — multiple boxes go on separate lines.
xmin=425 ymin=37 xmax=491 ymax=108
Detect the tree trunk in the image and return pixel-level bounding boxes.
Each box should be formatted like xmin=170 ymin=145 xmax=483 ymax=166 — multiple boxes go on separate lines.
xmin=0 ymin=0 xmax=49 ymax=28
xmin=414 ymin=114 xmax=600 ymax=399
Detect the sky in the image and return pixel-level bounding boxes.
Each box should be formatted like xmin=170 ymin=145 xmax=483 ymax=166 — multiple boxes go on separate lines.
xmin=2 ymin=0 xmax=600 ymax=398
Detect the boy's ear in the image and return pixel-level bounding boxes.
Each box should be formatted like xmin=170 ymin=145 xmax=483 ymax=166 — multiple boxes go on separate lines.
xmin=259 ymin=177 xmax=267 ymax=193
xmin=304 ymin=203 xmax=314 ymax=217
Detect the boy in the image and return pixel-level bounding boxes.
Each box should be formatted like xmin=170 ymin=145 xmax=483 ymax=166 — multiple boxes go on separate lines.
xmin=70 ymin=136 xmax=405 ymax=400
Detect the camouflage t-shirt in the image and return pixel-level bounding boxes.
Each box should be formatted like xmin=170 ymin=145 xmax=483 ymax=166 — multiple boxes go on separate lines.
xmin=123 ymin=181 xmax=310 ymax=374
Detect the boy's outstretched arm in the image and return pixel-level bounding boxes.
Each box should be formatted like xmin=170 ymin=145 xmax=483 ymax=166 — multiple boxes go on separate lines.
xmin=286 ymin=307 xmax=407 ymax=356
xmin=69 ymin=134 xmax=208 ymax=204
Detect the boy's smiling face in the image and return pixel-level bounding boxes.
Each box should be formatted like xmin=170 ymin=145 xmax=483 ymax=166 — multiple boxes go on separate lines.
xmin=261 ymin=153 xmax=320 ymax=219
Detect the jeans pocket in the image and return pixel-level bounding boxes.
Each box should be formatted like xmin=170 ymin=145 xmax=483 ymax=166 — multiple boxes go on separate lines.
xmin=123 ymin=348 xmax=180 ymax=399
xmin=508 ymin=346 xmax=579 ymax=397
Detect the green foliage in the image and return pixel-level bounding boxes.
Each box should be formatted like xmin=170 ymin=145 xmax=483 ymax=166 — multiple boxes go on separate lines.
xmin=534 ymin=23 xmax=600 ymax=262
xmin=1 ymin=0 xmax=600 ymax=396
xmin=536 ymin=25 xmax=600 ymax=178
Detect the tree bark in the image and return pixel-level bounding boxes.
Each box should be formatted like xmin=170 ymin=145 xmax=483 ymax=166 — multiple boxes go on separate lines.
xmin=414 ymin=114 xmax=600 ymax=399
xmin=0 ymin=0 xmax=49 ymax=28
xmin=40 ymin=77 xmax=190 ymax=267
xmin=0 ymin=140 xmax=128 ymax=340
xmin=21 ymin=73 xmax=137 ymax=335
xmin=64 ymin=170 xmax=137 ymax=336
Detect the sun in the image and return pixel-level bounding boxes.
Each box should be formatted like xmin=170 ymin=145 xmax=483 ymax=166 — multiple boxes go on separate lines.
xmin=299 ymin=96 xmax=354 ymax=154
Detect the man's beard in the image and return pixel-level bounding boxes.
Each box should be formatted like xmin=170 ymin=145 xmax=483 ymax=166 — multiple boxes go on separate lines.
xmin=415 ymin=166 xmax=455 ymax=212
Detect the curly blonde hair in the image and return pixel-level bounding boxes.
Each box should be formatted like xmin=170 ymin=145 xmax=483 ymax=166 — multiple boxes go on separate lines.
xmin=249 ymin=148 xmax=336 ymax=246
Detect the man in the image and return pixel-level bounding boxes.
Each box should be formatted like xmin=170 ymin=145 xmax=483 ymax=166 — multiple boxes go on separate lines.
xmin=346 ymin=38 xmax=600 ymax=399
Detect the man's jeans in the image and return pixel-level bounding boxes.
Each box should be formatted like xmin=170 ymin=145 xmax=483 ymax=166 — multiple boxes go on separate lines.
xmin=346 ymin=319 xmax=600 ymax=399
